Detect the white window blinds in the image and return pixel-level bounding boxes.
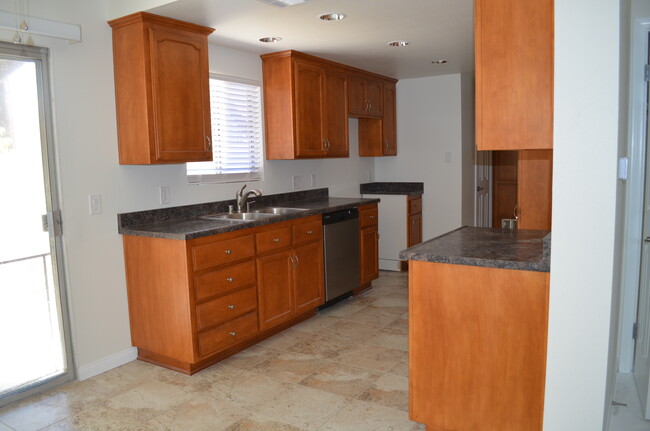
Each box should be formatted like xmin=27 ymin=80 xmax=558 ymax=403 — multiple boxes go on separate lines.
xmin=187 ymin=76 xmax=264 ymax=183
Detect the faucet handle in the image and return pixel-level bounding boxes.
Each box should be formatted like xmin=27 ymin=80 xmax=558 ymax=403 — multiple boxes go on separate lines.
xmin=238 ymin=184 xmax=247 ymax=196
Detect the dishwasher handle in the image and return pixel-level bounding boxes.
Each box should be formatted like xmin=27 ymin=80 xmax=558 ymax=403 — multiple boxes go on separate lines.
xmin=322 ymin=208 xmax=359 ymax=225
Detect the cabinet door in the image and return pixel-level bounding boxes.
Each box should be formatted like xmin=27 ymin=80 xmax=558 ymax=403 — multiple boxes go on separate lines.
xmin=360 ymin=226 xmax=379 ymax=284
xmin=382 ymin=82 xmax=397 ymax=156
xmin=347 ymin=74 xmax=367 ymax=116
xmin=293 ymin=241 xmax=325 ymax=312
xmin=475 ymin=0 xmax=553 ymax=150
xmin=322 ymin=68 xmax=349 ymax=157
xmin=149 ymin=26 xmax=212 ymax=162
xmin=517 ymin=150 xmax=553 ymax=230
xmin=294 ymin=60 xmax=326 ymax=157
xmin=365 ymin=79 xmax=383 ymax=117
xmin=257 ymin=249 xmax=294 ymax=330
xmin=408 ymin=213 xmax=422 ymax=247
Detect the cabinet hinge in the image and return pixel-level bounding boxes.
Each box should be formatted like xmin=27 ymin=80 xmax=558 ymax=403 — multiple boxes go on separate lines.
xmin=644 ymin=65 xmax=650 ymax=82
xmin=633 ymin=322 xmax=638 ymax=340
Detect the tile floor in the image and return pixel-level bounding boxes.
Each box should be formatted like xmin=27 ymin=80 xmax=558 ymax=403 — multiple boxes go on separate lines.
xmin=610 ymin=372 xmax=650 ymax=430
xmin=0 ymin=271 xmax=423 ymax=431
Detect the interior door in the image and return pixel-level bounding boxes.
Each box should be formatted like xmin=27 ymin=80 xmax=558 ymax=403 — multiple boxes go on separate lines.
xmin=633 ymin=67 xmax=650 ymax=417
xmin=475 ymin=150 xmax=491 ymax=227
xmin=0 ymin=43 xmax=73 ymax=405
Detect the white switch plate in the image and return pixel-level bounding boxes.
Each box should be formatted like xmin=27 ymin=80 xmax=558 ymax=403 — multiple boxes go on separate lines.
xmin=618 ymin=157 xmax=628 ymax=180
xmin=160 ymin=186 xmax=170 ymax=204
xmin=444 ymin=152 xmax=452 ymax=163
xmin=310 ymin=174 xmax=316 ymax=187
xmin=89 ymin=194 xmax=102 ymax=215
xmin=292 ymin=175 xmax=302 ymax=190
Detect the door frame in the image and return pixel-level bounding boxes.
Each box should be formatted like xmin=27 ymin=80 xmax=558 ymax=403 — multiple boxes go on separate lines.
xmin=618 ymin=18 xmax=650 ymax=373
xmin=0 ymin=42 xmax=75 ymax=406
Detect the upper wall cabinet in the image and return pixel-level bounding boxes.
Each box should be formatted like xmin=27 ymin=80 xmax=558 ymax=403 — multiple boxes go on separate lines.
xmin=108 ymin=12 xmax=214 ymax=164
xmin=261 ymin=50 xmax=397 ymax=159
xmin=261 ymin=51 xmax=348 ymax=159
xmin=348 ymin=73 xmax=383 ymax=118
xmin=474 ymin=0 xmax=553 ymax=151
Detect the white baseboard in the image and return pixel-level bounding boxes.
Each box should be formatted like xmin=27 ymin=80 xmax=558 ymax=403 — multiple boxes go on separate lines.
xmin=76 ymin=347 xmax=138 ymax=381
xmin=379 ymin=259 xmax=402 ymax=271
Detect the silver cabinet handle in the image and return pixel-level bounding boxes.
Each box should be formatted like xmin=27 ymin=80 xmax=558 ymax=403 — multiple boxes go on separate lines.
xmin=229 ymin=331 xmax=237 ymax=336
xmin=295 ymin=255 xmax=300 ymax=266
xmin=322 ymin=138 xmax=327 ymax=150
xmin=225 ymin=249 xmax=232 ymax=254
xmin=228 ymin=304 xmax=235 ymax=309
xmin=226 ymin=277 xmax=233 ymax=282
xmin=645 ymin=237 xmax=650 ymax=243
xmin=307 ymin=230 xmax=313 ymax=235
xmin=289 ymin=255 xmax=295 ymax=268
xmin=384 ymin=140 xmax=389 ymax=153
xmin=206 ymin=136 xmax=212 ymax=151
xmin=326 ymin=139 xmax=331 ymax=151
xmin=369 ymin=101 xmax=372 ymax=111
xmin=369 ymin=215 xmax=374 ymax=219
xmin=273 ymin=238 xmax=280 ymax=243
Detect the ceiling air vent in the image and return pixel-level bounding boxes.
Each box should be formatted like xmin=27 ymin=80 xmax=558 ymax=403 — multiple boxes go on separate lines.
xmin=257 ymin=0 xmax=313 ymax=7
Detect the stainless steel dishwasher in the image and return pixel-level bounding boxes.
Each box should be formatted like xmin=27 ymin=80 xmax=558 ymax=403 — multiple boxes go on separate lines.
xmin=322 ymin=208 xmax=360 ymax=304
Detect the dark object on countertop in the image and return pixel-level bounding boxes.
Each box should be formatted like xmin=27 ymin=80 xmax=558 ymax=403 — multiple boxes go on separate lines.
xmin=360 ymin=182 xmax=423 ymax=195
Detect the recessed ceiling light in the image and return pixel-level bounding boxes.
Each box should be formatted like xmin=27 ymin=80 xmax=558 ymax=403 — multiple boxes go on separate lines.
xmin=431 ymin=59 xmax=448 ymax=64
xmin=259 ymin=36 xmax=283 ymax=43
xmin=319 ymin=13 xmax=346 ymax=21
xmin=388 ymin=41 xmax=409 ymax=47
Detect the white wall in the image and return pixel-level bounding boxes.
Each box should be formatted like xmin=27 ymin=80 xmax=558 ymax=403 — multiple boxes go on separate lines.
xmin=543 ymin=0 xmax=620 ymax=429
xmin=0 ymin=0 xmax=374 ymax=374
xmin=374 ymin=74 xmax=474 ymax=241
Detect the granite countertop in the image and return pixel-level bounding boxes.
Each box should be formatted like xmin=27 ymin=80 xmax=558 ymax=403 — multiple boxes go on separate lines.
xmin=360 ymin=182 xmax=423 ymax=195
xmin=118 ymin=188 xmax=380 ymax=240
xmin=399 ymin=226 xmax=551 ymax=272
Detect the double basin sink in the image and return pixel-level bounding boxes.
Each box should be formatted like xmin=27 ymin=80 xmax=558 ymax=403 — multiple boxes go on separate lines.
xmin=201 ymin=207 xmax=308 ymax=222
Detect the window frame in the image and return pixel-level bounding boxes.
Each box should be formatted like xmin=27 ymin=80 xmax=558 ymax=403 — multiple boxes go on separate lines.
xmin=186 ymin=73 xmax=265 ymax=185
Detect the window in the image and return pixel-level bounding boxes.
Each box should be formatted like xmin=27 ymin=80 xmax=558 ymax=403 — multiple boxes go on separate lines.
xmin=187 ymin=75 xmax=264 ymax=183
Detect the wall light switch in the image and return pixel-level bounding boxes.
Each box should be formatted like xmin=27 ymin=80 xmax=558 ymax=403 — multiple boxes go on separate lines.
xmin=618 ymin=157 xmax=628 ymax=180
xmin=89 ymin=194 xmax=102 ymax=215
xmin=292 ymin=175 xmax=302 ymax=190
xmin=310 ymin=174 xmax=316 ymax=187
xmin=160 ymin=186 xmax=171 ymax=204
xmin=444 ymin=152 xmax=452 ymax=164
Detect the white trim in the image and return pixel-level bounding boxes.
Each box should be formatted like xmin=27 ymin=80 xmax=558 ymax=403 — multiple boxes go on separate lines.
xmin=619 ymin=17 xmax=650 ymax=373
xmin=76 ymin=347 xmax=137 ymax=381
xmin=0 ymin=10 xmax=81 ymax=42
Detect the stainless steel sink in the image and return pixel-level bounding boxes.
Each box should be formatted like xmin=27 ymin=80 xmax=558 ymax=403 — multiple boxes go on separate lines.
xmin=201 ymin=212 xmax=277 ymax=221
xmin=252 ymin=207 xmax=308 ymax=214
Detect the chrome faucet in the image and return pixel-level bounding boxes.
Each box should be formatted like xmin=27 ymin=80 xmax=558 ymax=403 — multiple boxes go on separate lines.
xmin=235 ymin=185 xmax=262 ymax=213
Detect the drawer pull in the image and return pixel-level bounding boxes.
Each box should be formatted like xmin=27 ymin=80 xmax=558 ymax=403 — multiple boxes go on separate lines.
xmin=228 ymin=304 xmax=235 ymax=310
xmin=225 ymin=249 xmax=232 ymax=255
xmin=307 ymin=230 xmax=313 ymax=235
xmin=369 ymin=216 xmax=374 ymax=219
xmin=229 ymin=331 xmax=237 ymax=336
xmin=273 ymin=238 xmax=280 ymax=243
xmin=226 ymin=277 xmax=233 ymax=282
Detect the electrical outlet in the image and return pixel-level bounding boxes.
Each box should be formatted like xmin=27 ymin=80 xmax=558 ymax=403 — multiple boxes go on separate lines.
xmin=160 ymin=186 xmax=170 ymax=204
xmin=444 ymin=152 xmax=452 ymax=163
xmin=292 ymin=175 xmax=302 ymax=190
xmin=310 ymin=174 xmax=316 ymax=187
xmin=89 ymin=194 xmax=102 ymax=215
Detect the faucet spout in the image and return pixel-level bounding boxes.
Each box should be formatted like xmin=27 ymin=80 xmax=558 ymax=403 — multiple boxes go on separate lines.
xmin=235 ymin=185 xmax=262 ymax=213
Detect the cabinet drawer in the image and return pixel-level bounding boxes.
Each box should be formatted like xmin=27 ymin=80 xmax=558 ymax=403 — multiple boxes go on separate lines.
xmin=192 ymin=235 xmax=255 ymax=271
xmin=195 ymin=260 xmax=256 ymax=302
xmin=359 ymin=206 xmax=378 ymax=228
xmin=198 ymin=311 xmax=258 ymax=357
xmin=409 ymin=196 xmax=422 ymax=215
xmin=256 ymin=226 xmax=292 ymax=254
xmin=293 ymin=219 xmax=322 ymax=245
xmin=196 ymin=286 xmax=258 ymax=330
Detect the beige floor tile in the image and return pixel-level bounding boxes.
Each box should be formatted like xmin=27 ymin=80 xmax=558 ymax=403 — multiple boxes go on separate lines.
xmin=364 ymin=329 xmax=409 ymax=351
xmin=0 ymin=391 xmax=80 ymax=431
xmin=320 ymin=399 xmax=420 ymax=431
xmin=358 ymin=373 xmax=409 ymax=412
xmin=208 ymin=369 xmax=294 ymax=410
xmin=335 ymin=344 xmax=408 ymax=373
xmin=39 ymin=405 xmax=158 ymax=431
xmin=291 ymin=315 xmax=341 ymax=334
xmin=219 ymin=346 xmax=281 ymax=370
xmin=342 ymin=307 xmax=401 ymax=328
xmin=318 ymin=301 xmax=367 ymax=318
xmin=326 ymin=320 xmax=384 ymax=342
xmin=257 ymin=329 xmax=314 ymax=351
xmin=255 ymin=383 xmax=349 ymax=431
xmin=347 ymin=294 xmax=378 ymax=306
xmin=366 ymin=297 xmax=408 ymax=315
xmin=145 ymin=394 xmax=247 ymax=431
xmin=385 ymin=318 xmax=409 ymax=335
xmin=387 ymin=357 xmax=409 ymax=377
xmin=250 ymin=352 xmax=328 ymax=383
xmin=287 ymin=334 xmax=357 ymax=360
xmin=224 ymin=416 xmax=309 ymax=431
xmin=298 ymin=363 xmax=380 ymax=398
xmin=104 ymin=379 xmax=193 ymax=420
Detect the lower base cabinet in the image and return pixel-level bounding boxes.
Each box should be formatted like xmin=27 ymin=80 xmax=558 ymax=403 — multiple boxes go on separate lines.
xmin=359 ymin=204 xmax=379 ymax=289
xmin=122 ymin=214 xmax=324 ymax=374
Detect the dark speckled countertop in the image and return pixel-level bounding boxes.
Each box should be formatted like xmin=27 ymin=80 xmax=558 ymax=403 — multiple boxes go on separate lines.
xmin=360 ymin=182 xmax=423 ymax=195
xmin=399 ymin=226 xmax=551 ymax=272
xmin=118 ymin=188 xmax=380 ymax=240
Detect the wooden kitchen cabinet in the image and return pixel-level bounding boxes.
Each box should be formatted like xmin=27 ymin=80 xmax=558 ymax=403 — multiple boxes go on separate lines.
xmin=359 ymin=204 xmax=379 ymax=288
xmin=261 ymin=51 xmax=348 ymax=159
xmin=108 ymin=12 xmax=214 ymax=164
xmin=348 ymin=73 xmax=383 ymax=117
xmin=517 ymin=150 xmax=553 ymax=230
xmin=358 ymin=81 xmax=397 ymax=157
xmin=122 ymin=214 xmax=324 ymax=374
xmin=407 ymin=195 xmax=422 ymax=247
xmin=474 ymin=0 xmax=553 ymax=150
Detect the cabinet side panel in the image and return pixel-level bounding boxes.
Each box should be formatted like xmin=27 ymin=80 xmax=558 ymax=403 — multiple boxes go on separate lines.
xmin=262 ymin=56 xmax=295 ymax=159
xmin=517 ymin=149 xmax=553 ymax=230
xmin=409 ymin=261 xmax=549 ymax=431
xmin=112 ymin=21 xmax=152 ymax=164
xmin=123 ymin=236 xmax=195 ymax=362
